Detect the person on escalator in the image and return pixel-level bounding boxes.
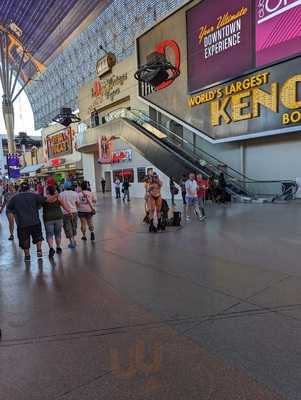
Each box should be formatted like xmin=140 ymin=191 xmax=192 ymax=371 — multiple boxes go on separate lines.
xmin=148 ymin=173 xmax=163 ymax=232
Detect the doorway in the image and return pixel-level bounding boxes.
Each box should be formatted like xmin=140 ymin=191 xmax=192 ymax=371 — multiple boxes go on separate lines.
xmin=105 ymin=171 xmax=112 ymax=192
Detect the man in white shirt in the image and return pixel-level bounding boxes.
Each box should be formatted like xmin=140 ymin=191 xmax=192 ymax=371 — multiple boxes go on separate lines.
xmin=114 ymin=177 xmax=121 ymax=199
xmin=185 ymin=173 xmax=201 ymax=222
xmin=59 ymin=181 xmax=80 ymax=248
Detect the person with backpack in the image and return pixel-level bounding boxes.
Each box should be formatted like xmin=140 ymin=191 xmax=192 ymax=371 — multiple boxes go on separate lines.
xmin=78 ymin=181 xmax=97 ymax=242
xmin=43 ymin=185 xmax=64 ymax=257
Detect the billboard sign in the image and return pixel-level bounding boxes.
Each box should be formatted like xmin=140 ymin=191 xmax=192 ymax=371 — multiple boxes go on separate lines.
xmin=46 ymin=127 xmax=73 ymax=159
xmin=7 ymin=154 xmax=20 ymax=179
xmin=98 ymin=136 xmax=114 ymax=164
xmin=137 ymin=0 xmax=301 ymax=142
xmin=187 ymin=0 xmax=254 ymax=92
xmin=256 ymin=0 xmax=301 ymax=67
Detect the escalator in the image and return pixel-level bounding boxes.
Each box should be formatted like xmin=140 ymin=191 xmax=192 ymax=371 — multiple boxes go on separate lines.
xmin=104 ymin=108 xmax=255 ymax=200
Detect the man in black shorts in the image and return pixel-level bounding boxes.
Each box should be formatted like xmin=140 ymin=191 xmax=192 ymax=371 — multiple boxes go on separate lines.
xmin=7 ymin=181 xmax=45 ymax=262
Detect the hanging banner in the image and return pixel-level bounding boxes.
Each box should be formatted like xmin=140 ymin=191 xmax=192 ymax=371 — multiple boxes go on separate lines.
xmin=7 ymin=154 xmax=20 ymax=179
xmin=98 ymin=136 xmax=114 ymax=164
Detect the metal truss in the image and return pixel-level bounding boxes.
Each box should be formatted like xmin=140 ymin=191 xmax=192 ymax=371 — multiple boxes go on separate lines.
xmin=26 ymin=0 xmax=185 ymax=130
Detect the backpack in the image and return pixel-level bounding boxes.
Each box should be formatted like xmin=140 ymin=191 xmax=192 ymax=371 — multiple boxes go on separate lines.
xmin=168 ymin=211 xmax=182 ymax=227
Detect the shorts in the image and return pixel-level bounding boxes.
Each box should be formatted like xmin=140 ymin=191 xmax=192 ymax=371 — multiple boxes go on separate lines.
xmin=78 ymin=212 xmax=94 ymax=220
xmin=186 ymin=196 xmax=198 ymax=206
xmin=17 ymin=223 xmax=43 ymax=250
xmin=44 ymin=219 xmax=63 ymax=240
xmin=63 ymin=213 xmax=78 ymax=239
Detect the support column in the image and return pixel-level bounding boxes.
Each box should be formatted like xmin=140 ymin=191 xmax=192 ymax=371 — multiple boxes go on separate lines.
xmin=82 ymin=153 xmax=97 ymax=192
xmin=2 ymin=95 xmax=15 ymax=153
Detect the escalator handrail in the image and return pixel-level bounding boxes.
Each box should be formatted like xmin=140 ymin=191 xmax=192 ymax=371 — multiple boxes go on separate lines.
xmin=97 ymin=108 xmax=295 ymax=196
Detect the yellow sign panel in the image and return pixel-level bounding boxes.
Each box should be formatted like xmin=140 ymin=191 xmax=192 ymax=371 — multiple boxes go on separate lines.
xmin=188 ymin=72 xmax=301 ymax=128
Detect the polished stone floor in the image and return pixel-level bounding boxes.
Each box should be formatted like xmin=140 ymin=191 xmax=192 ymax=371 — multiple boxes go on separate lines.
xmin=1 ymin=196 xmax=301 ymax=399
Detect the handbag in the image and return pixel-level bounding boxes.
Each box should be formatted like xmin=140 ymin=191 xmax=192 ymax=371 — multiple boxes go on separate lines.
xmin=83 ymin=192 xmax=96 ymax=215
xmin=172 ymin=187 xmax=179 ymax=195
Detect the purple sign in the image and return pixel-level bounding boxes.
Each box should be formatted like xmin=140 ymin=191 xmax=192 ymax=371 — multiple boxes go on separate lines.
xmin=187 ymin=0 xmax=254 ymax=92
xmin=256 ymin=0 xmax=301 ymax=67
xmin=7 ymin=154 xmax=20 ymax=179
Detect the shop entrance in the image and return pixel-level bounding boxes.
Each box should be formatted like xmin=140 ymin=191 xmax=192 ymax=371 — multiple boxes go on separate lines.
xmin=105 ymin=171 xmax=112 ymax=192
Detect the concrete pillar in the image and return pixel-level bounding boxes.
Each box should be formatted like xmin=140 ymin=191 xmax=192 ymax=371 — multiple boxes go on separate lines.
xmin=82 ymin=153 xmax=96 ymax=192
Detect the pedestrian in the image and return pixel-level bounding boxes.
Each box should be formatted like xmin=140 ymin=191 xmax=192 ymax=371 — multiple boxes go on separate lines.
xmin=169 ymin=177 xmax=177 ymax=206
xmin=207 ymin=176 xmax=217 ymax=202
xmin=148 ymin=173 xmax=163 ymax=232
xmin=43 ymin=185 xmax=64 ymax=257
xmin=122 ymin=177 xmax=130 ymax=202
xmin=185 ymin=173 xmax=200 ymax=222
xmin=0 ymin=179 xmax=4 ymax=205
xmin=36 ymin=179 xmax=44 ymax=196
xmin=46 ymin=174 xmax=56 ymax=188
xmin=143 ymin=169 xmax=154 ymax=223
xmin=196 ymin=173 xmax=208 ymax=221
xmin=180 ymin=174 xmax=187 ymax=205
xmin=114 ymin=177 xmax=121 ymax=199
xmin=101 ymin=177 xmax=106 ymax=194
xmin=216 ymin=172 xmax=227 ymax=203
xmin=78 ymin=181 xmax=96 ymax=241
xmin=59 ymin=178 xmax=65 ymax=193
xmin=59 ymin=180 xmax=80 ymax=249
xmin=0 ymin=183 xmax=16 ymax=240
xmin=7 ymin=181 xmax=45 ymax=262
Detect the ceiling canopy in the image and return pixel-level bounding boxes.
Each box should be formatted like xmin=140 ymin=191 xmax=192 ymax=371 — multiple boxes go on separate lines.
xmin=0 ymin=0 xmax=110 ymax=82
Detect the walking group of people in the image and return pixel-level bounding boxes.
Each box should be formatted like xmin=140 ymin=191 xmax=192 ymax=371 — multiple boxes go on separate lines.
xmin=114 ymin=177 xmax=131 ymax=202
xmin=0 ymin=178 xmax=96 ymax=262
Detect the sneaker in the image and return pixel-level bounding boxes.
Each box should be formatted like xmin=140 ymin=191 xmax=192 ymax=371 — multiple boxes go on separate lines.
xmin=24 ymin=255 xmax=31 ymax=263
xmin=186 ymin=216 xmax=190 ymax=222
xmin=81 ymin=236 xmax=87 ymax=241
xmin=49 ymin=248 xmax=55 ymax=258
xmin=37 ymin=250 xmax=43 ymax=259
xmin=90 ymin=232 xmax=95 ymax=241
xmin=56 ymin=247 xmax=62 ymax=254
xmin=8 ymin=235 xmax=14 ymax=241
xmin=68 ymin=242 xmax=76 ymax=249
xmin=199 ymin=215 xmax=207 ymax=221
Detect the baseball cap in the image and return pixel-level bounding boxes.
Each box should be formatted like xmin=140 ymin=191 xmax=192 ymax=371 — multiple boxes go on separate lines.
xmin=64 ymin=180 xmax=73 ymax=190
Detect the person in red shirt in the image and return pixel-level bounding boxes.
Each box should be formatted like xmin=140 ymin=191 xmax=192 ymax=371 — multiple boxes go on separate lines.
xmin=46 ymin=175 xmax=56 ymax=188
xmin=196 ymin=173 xmax=208 ymax=221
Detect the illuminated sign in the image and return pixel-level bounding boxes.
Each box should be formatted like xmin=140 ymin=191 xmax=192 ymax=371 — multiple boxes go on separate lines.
xmin=137 ymin=0 xmax=301 ymax=141
xmin=90 ymin=73 xmax=128 ymax=113
xmin=96 ymin=53 xmax=116 ymax=78
xmin=187 ymin=0 xmax=254 ymax=92
xmin=112 ymin=149 xmax=132 ymax=163
xmin=256 ymin=0 xmax=301 ymax=67
xmin=47 ymin=127 xmax=73 ymax=159
xmin=188 ymin=71 xmax=301 ymax=128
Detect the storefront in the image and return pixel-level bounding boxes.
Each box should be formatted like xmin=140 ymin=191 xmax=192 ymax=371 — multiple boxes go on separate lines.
xmin=41 ymin=123 xmax=83 ymax=183
xmin=76 ymin=54 xmax=177 ymax=199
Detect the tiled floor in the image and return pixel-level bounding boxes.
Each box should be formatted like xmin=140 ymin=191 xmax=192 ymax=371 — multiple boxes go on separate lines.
xmin=1 ymin=196 xmax=301 ymax=399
